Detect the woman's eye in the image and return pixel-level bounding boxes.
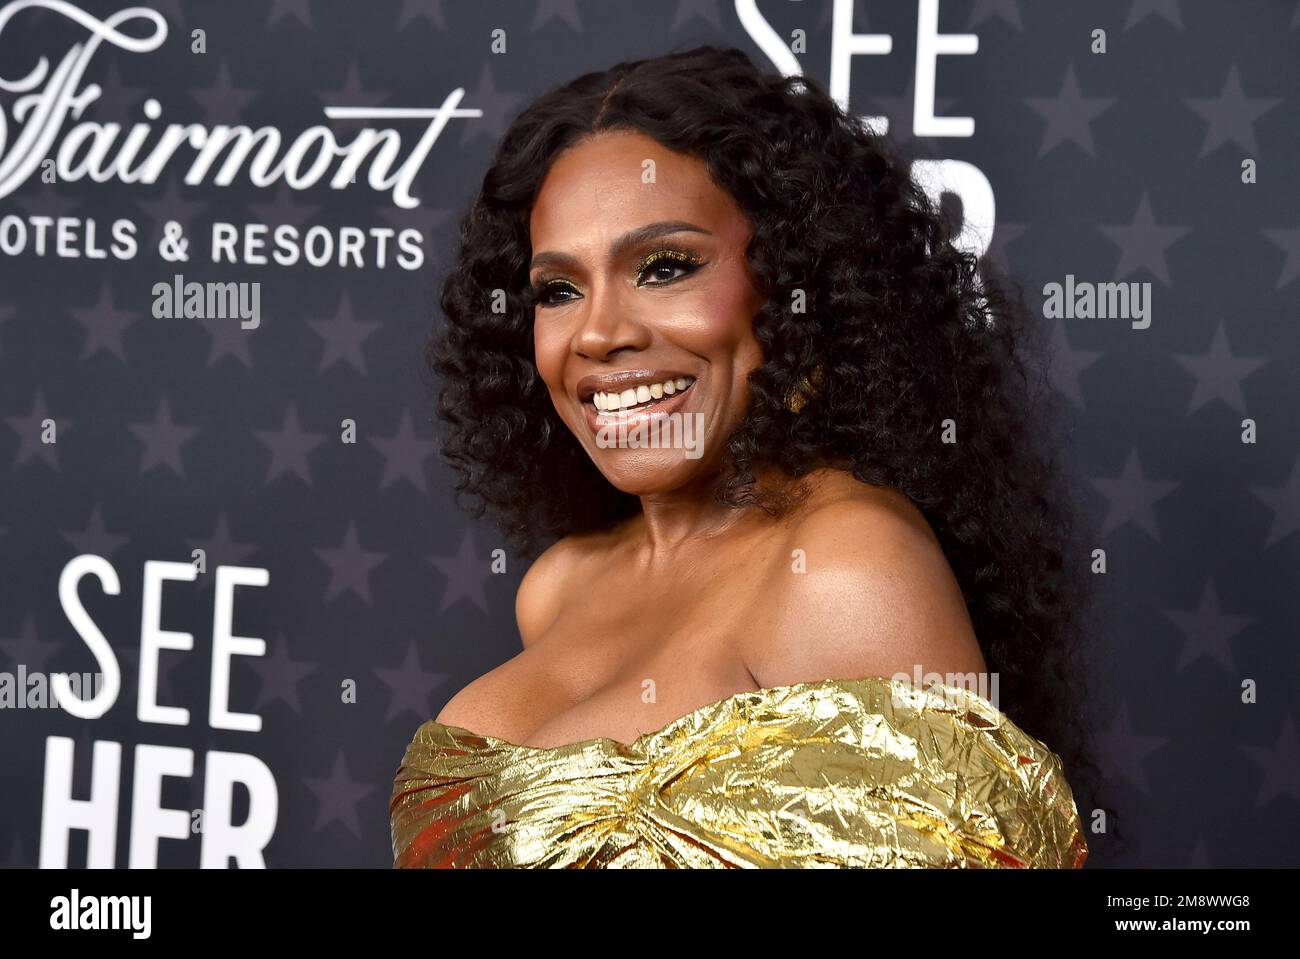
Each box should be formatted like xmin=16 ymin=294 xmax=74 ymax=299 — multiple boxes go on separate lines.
xmin=531 ymin=254 xmax=702 ymax=307
xmin=532 ymin=281 xmax=578 ymax=307
xmin=638 ymin=253 xmax=701 ymax=286
xmin=641 ymin=263 xmax=686 ymax=284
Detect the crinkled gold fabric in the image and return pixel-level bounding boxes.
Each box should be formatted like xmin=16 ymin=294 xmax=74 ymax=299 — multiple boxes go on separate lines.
xmin=390 ymin=676 xmax=1089 ymax=868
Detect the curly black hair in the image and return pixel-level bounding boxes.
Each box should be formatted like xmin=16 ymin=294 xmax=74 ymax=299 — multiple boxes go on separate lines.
xmin=427 ymin=45 xmax=1117 ymax=858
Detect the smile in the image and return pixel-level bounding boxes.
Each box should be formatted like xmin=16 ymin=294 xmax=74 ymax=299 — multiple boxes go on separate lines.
xmin=579 ymin=374 xmax=698 ymax=436
xmin=592 ymin=375 xmax=695 ymax=413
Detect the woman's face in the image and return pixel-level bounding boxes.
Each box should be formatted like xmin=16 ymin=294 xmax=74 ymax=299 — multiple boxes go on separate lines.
xmin=529 ymin=130 xmax=767 ymax=496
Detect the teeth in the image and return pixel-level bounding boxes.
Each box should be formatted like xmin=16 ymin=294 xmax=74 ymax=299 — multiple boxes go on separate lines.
xmin=592 ymin=376 xmax=695 ymax=412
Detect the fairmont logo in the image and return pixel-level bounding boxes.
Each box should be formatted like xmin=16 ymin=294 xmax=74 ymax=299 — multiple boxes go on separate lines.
xmin=0 ymin=0 xmax=481 ymax=207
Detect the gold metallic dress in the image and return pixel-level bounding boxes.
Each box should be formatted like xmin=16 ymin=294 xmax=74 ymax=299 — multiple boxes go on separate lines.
xmin=390 ymin=675 xmax=1089 ymax=868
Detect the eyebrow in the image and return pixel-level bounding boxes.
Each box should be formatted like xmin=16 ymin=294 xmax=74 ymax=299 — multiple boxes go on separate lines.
xmin=529 ymin=220 xmax=712 ymax=274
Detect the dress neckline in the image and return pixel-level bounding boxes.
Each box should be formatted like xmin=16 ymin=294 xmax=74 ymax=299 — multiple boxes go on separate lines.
xmin=414 ymin=673 xmax=1009 ymax=755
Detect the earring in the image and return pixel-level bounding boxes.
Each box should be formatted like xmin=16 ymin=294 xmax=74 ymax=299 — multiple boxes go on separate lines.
xmin=784 ymin=364 xmax=824 ymax=413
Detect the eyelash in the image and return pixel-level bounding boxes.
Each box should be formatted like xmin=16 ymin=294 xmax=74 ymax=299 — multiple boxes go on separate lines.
xmin=528 ymin=248 xmax=705 ymax=308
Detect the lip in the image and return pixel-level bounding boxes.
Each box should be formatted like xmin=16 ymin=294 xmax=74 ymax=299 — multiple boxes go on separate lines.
xmin=580 ymin=376 xmax=698 ymax=439
xmin=575 ymin=369 xmax=695 ymax=403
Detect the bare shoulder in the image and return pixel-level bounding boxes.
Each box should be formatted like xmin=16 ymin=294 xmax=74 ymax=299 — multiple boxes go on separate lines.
xmin=514 ymin=527 xmax=614 ymax=647
xmin=744 ymin=474 xmax=987 ymax=688
xmin=436 ymin=528 xmax=620 ymax=734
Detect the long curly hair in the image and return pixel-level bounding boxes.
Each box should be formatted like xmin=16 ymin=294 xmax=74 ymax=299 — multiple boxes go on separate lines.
xmin=427 ymin=45 xmax=1115 ymax=855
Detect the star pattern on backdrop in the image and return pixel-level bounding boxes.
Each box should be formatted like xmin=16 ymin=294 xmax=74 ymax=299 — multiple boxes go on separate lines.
xmin=316 ymin=62 xmax=390 ymax=136
xmin=1248 ymin=456 xmax=1300 ymax=549
xmin=1261 ymin=220 xmax=1300 ymax=290
xmin=1088 ymin=448 xmax=1179 ymax=540
xmin=1239 ymin=720 xmax=1300 ymax=808
xmin=134 ymin=173 xmax=207 ymax=233
xmin=249 ymin=184 xmax=321 ymax=229
xmin=303 ymin=752 xmax=378 ymax=837
xmin=1161 ymin=580 xmax=1254 ymax=673
xmin=254 ymin=403 xmax=326 ymax=486
xmin=369 ymin=409 xmax=438 ymax=492
xmin=316 ymin=522 xmax=389 ymax=605
xmin=0 ymin=613 xmax=60 ymax=674
xmin=128 ymin=396 xmax=199 ymax=477
xmin=13 ymin=185 xmax=82 ymax=219
xmin=60 ymin=504 xmax=131 ymax=559
xmin=1125 ymin=0 xmax=1183 ymax=31
xmin=188 ymin=59 xmax=259 ymax=125
xmin=428 ymin=528 xmax=494 ymax=614
xmin=266 ymin=0 xmax=312 ymax=30
xmin=372 ymin=642 xmax=449 ymax=725
xmin=91 ymin=60 xmax=147 ymax=117
xmin=244 ymin=632 xmax=319 ymax=716
xmin=985 ymin=221 xmax=1028 ymax=276
xmin=308 ymin=293 xmax=381 ymax=374
xmin=1045 ymin=317 xmax=1103 ymax=410
xmin=396 ymin=0 xmax=448 ymax=31
xmin=1184 ymin=64 xmax=1280 ymax=159
xmin=968 ymin=0 xmax=1022 ymax=31
xmin=69 ymin=282 xmax=140 ymax=364
xmin=532 ymin=0 xmax=582 ymax=32
xmin=1024 ymin=63 xmax=1116 ymax=157
xmin=1170 ymin=323 xmax=1267 ymax=415
xmin=6 ymin=391 xmax=72 ymax=471
xmin=0 ymin=0 xmax=1295 ymax=871
xmin=456 ymin=64 xmax=528 ymax=147
xmin=197 ymin=309 xmax=256 ymax=369
xmin=672 ymin=0 xmax=726 ymax=33
xmin=1096 ymin=702 xmax=1169 ymax=796
xmin=1095 ymin=192 xmax=1190 ymax=285
xmin=189 ymin=513 xmax=260 ymax=592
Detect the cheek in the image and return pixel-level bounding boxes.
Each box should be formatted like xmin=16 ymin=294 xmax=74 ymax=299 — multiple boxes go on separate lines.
xmin=533 ymin=316 xmax=567 ymax=387
xmin=673 ymin=269 xmax=762 ymax=358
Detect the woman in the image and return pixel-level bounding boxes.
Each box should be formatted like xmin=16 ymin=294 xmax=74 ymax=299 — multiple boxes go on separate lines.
xmin=390 ymin=46 xmax=1097 ymax=868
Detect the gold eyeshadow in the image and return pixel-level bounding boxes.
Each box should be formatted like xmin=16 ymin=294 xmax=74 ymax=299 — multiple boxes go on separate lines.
xmin=635 ymin=248 xmax=705 ymax=279
xmin=530 ymin=247 xmax=705 ymax=307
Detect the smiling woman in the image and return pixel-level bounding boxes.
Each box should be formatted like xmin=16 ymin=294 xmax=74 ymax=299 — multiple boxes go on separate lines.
xmin=391 ymin=45 xmax=1100 ymax=869
xmin=528 ymin=134 xmax=767 ymax=500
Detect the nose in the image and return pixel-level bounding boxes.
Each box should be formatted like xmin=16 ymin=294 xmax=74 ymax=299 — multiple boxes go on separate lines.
xmin=571 ymin=279 xmax=652 ymax=361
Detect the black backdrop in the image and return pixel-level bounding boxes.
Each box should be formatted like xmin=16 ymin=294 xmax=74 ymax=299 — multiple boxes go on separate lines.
xmin=1 ymin=0 xmax=1297 ymax=868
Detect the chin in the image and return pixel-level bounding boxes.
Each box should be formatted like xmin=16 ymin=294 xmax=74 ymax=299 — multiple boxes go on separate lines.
xmin=591 ymin=449 xmax=709 ymax=495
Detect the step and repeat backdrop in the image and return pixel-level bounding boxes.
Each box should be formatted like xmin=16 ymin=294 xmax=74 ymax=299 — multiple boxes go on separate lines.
xmin=0 ymin=0 xmax=1297 ymax=868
